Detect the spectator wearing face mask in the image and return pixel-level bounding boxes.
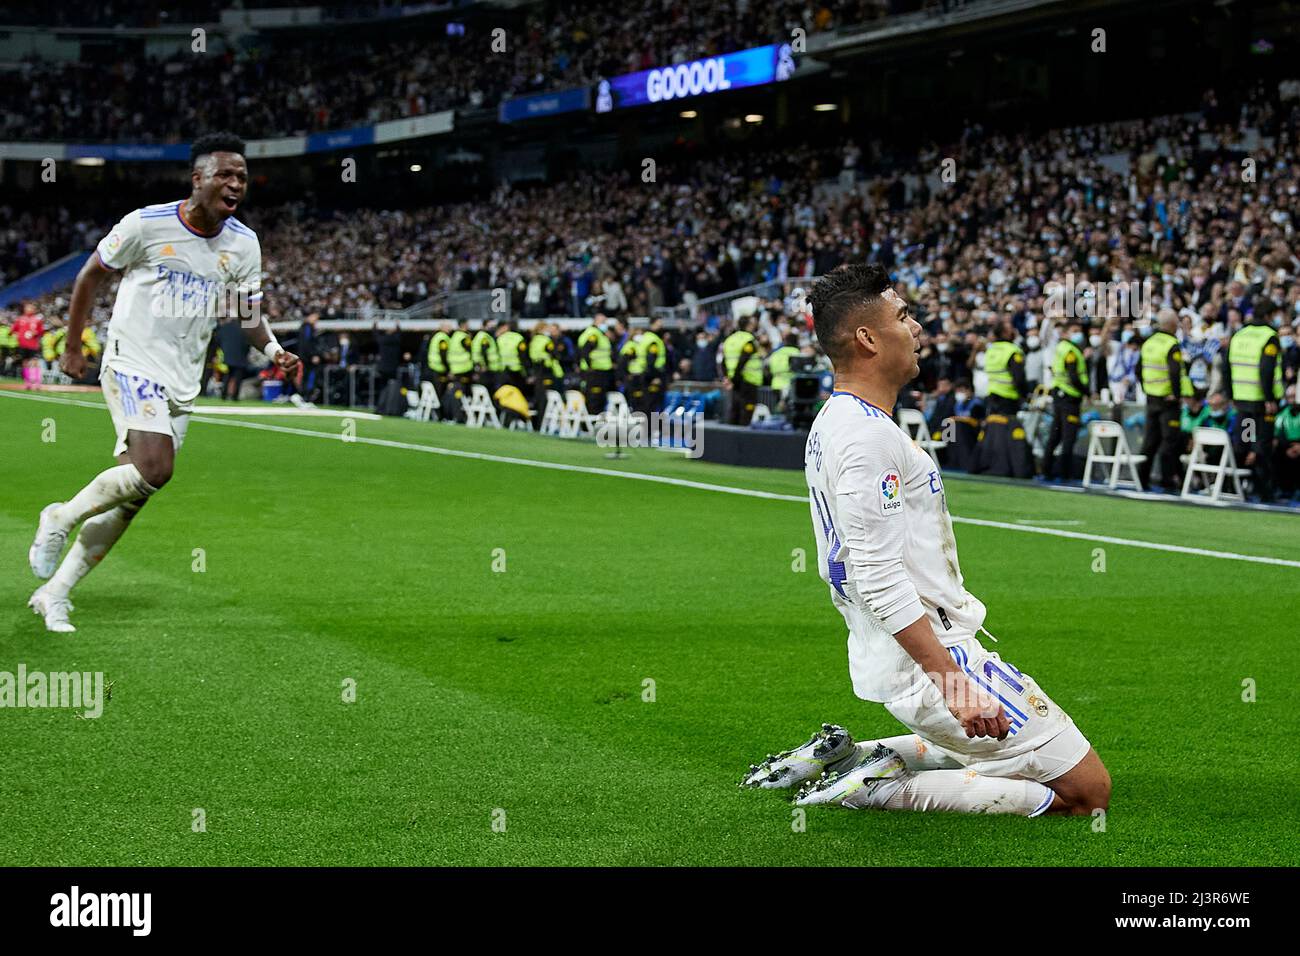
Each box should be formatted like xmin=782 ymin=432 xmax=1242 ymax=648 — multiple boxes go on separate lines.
xmin=1086 ymin=320 xmax=1114 ymax=398
xmin=926 ymin=377 xmax=956 ymax=431
xmin=1023 ymin=328 xmax=1045 ymax=392
xmin=942 ymin=379 xmax=985 ymax=472
xmin=690 ymin=327 xmax=718 ymax=381
xmin=1280 ymin=325 xmax=1299 ymax=387
xmin=930 ymin=331 xmax=960 ymax=382
xmin=1178 ymin=390 xmax=1237 ymax=491
xmin=1110 ymin=331 xmax=1141 ymax=403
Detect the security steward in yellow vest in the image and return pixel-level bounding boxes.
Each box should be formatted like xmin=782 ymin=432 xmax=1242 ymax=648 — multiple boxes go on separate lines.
xmin=529 ymin=323 xmax=563 ymax=429
xmin=40 ymin=325 xmax=102 ymax=369
xmin=1042 ymin=321 xmax=1090 ymax=481
xmin=577 ymin=316 xmax=614 ymax=415
xmin=0 ymin=323 xmax=17 ymax=366
xmin=983 ymin=327 xmax=1027 ymax=417
xmin=639 ymin=320 xmax=668 ymax=413
xmin=471 ymin=323 xmax=502 ymax=393
xmin=42 ymin=328 xmax=64 ymax=362
xmin=722 ymin=317 xmax=763 ymax=425
xmin=1137 ymin=311 xmax=1192 ymax=492
xmin=1227 ymin=313 xmax=1284 ymax=501
xmin=496 ymin=320 xmax=530 ymax=394
xmin=767 ymin=335 xmax=800 ymax=390
xmin=975 ymin=323 xmax=1033 ymax=477
xmin=618 ymin=329 xmax=646 ymax=410
xmin=427 ymin=323 xmax=452 ymax=395
xmin=766 ymin=333 xmax=800 ymax=410
xmin=446 ymin=320 xmax=475 ymax=416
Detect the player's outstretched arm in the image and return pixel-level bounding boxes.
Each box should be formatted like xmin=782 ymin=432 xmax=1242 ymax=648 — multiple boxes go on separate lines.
xmin=893 ymin=615 xmax=1010 ymax=740
xmin=60 ymin=254 xmax=114 ymax=379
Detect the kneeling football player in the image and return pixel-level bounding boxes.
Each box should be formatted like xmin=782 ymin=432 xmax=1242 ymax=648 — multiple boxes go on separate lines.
xmin=742 ymin=264 xmax=1111 ymax=817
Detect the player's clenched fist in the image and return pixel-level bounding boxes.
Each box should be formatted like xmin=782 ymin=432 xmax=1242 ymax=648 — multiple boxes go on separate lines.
xmin=59 ymin=347 xmax=87 ymax=380
xmin=273 ymin=349 xmax=300 ymax=375
xmin=948 ymin=682 xmax=1010 ymax=740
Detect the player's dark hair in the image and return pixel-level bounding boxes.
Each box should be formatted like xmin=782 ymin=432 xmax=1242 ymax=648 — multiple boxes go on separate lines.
xmin=190 ymin=132 xmax=246 ymax=168
xmin=808 ymin=262 xmax=891 ymax=363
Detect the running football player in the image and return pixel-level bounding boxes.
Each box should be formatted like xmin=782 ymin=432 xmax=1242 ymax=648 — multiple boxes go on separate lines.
xmin=28 ymin=133 xmax=299 ymax=632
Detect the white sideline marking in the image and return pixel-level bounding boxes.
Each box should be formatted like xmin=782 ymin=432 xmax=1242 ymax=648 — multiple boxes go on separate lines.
xmin=6 ymin=390 xmax=1298 ymax=569
xmin=191 ymin=405 xmax=383 ymax=420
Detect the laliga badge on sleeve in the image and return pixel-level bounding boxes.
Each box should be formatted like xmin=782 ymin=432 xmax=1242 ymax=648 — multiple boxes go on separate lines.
xmin=878 ymin=470 xmax=904 ymax=516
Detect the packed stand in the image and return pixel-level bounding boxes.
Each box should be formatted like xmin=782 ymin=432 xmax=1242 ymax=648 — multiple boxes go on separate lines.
xmin=2 ymin=0 xmax=879 ymax=142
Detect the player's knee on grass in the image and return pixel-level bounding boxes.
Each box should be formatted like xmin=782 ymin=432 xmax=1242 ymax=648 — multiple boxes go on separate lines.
xmin=1046 ymin=750 xmax=1111 ymax=815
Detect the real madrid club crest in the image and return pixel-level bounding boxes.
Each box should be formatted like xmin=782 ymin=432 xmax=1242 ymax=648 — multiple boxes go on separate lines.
xmin=1027 ymin=694 xmax=1049 ymax=718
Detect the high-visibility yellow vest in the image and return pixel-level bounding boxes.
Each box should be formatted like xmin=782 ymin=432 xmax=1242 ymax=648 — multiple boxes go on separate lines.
xmin=621 ymin=337 xmax=646 ymax=375
xmin=984 ymin=341 xmax=1023 ymax=399
xmin=722 ymin=330 xmax=763 ymax=386
xmin=471 ymin=329 xmax=502 ymax=372
xmin=639 ymin=331 xmax=667 ymax=372
xmin=427 ymin=331 xmax=450 ymax=373
xmin=1051 ymin=340 xmax=1088 ymax=398
xmin=529 ymin=333 xmax=561 ymax=378
xmin=42 ymin=329 xmax=65 ymax=361
xmin=1140 ymin=331 xmax=1191 ymax=398
xmin=82 ymin=327 xmax=101 ymax=358
xmin=577 ymin=326 xmax=613 ymax=371
xmin=0 ymin=325 xmax=15 ymax=349
xmin=498 ymin=330 xmax=526 ymax=372
xmin=767 ymin=345 xmax=799 ymax=391
xmin=447 ymin=330 xmax=474 ymax=375
xmin=1227 ymin=324 xmax=1283 ymax=401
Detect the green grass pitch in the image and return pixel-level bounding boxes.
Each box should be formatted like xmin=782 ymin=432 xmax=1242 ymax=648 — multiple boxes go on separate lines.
xmin=2 ymin=389 xmax=1297 ymax=866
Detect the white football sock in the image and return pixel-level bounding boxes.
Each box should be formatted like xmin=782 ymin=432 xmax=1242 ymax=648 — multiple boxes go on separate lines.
xmin=46 ymin=498 xmax=146 ymax=599
xmin=58 ymin=464 xmax=158 ymax=528
xmin=854 ymin=769 xmax=1055 ymax=816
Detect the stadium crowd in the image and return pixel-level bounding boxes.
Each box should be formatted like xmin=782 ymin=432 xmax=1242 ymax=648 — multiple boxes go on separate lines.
xmin=6 ymin=78 xmax=1300 ymax=499
xmin=2 ymin=0 xmax=884 ymax=142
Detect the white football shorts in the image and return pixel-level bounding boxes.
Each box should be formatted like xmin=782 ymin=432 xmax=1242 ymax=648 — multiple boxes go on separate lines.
xmin=101 ymin=362 xmax=192 ymax=458
xmin=883 ymin=634 xmax=1092 ymax=784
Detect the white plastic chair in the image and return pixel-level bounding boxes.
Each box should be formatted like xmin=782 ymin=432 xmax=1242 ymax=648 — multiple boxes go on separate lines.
xmin=464 ymin=384 xmax=501 ymax=429
xmin=1180 ymin=427 xmax=1251 ymax=503
xmin=601 ymin=391 xmax=631 ymax=428
xmin=1082 ymin=420 xmax=1146 ymax=491
xmin=898 ymin=406 xmax=947 ymax=467
xmin=407 ymin=381 xmax=439 ymax=422
xmin=539 ymin=389 xmax=566 ymax=436
xmin=562 ymin=389 xmax=596 ymax=438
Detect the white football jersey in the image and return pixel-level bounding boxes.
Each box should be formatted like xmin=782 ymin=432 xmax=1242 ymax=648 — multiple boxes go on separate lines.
xmin=96 ymin=200 xmax=262 ymax=403
xmin=805 ymin=389 xmax=987 ymax=703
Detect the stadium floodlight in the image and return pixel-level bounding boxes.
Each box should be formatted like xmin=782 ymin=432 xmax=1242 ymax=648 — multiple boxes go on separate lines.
xmin=679 ymin=110 xmax=698 ymax=118
xmin=813 ymin=103 xmax=837 ymax=112
xmin=744 ymin=114 xmax=764 ymax=124
xmin=409 ymin=164 xmax=422 ymax=172
xmin=72 ymin=157 xmax=106 ymax=166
